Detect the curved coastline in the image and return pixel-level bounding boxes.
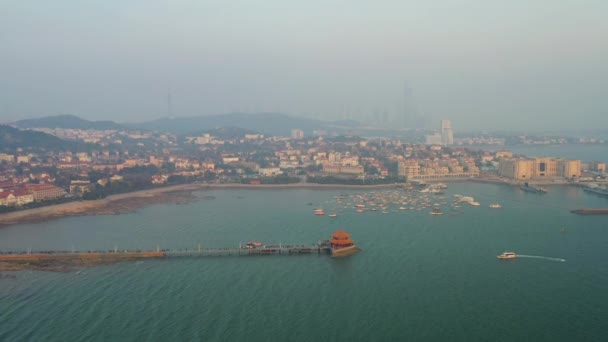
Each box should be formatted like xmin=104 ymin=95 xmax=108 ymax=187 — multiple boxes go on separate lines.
xmin=0 ymin=182 xmax=403 ymax=227
xmin=0 ymin=179 xmax=583 ymax=227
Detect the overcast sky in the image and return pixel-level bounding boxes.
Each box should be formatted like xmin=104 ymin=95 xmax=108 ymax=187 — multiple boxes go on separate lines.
xmin=1 ymin=0 xmax=606 ymax=130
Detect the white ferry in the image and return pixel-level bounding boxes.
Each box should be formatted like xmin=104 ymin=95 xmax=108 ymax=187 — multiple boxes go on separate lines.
xmin=497 ymin=252 xmax=517 ymax=260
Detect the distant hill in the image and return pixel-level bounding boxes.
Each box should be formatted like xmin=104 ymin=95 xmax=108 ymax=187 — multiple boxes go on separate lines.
xmin=0 ymin=125 xmax=87 ymax=152
xmin=13 ymin=115 xmax=125 ymax=131
xmin=129 ymin=113 xmax=349 ymax=136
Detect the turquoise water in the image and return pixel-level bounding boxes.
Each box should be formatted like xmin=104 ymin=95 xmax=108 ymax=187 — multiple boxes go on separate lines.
xmin=1 ymin=183 xmax=608 ymax=341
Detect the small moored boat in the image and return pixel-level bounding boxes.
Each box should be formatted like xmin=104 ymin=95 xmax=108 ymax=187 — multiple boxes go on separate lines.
xmin=430 ymin=208 xmax=443 ymax=215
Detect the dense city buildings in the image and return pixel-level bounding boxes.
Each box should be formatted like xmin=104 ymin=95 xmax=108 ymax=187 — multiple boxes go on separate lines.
xmin=0 ymin=121 xmax=604 ymax=209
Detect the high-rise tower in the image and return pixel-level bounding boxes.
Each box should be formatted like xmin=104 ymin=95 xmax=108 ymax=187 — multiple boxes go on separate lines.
xmin=440 ymin=120 xmax=454 ymax=146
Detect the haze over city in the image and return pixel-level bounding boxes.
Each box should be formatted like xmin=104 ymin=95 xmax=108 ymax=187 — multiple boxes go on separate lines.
xmin=1 ymin=1 xmax=607 ymax=130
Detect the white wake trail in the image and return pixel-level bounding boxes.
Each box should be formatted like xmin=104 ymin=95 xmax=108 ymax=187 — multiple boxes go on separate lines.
xmin=517 ymin=255 xmax=566 ymax=262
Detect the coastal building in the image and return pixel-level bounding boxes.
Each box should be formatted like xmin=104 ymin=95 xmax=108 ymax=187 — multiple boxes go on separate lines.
xmin=322 ymin=163 xmax=364 ymax=175
xmin=590 ymin=161 xmax=606 ymax=173
xmin=258 ymin=167 xmax=282 ymax=177
xmin=25 ymin=184 xmax=66 ymax=201
xmin=398 ymin=161 xmax=420 ymax=179
xmin=69 ymin=180 xmax=92 ymax=195
xmin=151 ymin=175 xmax=169 ymax=184
xmin=559 ymin=159 xmax=581 ymax=178
xmin=0 ymin=189 xmax=34 ymax=207
xmin=323 ymin=163 xmax=342 ymax=174
xmin=498 ymin=158 xmax=581 ymax=180
xmin=341 ymin=155 xmax=360 ymax=166
xmin=340 ymin=165 xmax=365 ymax=175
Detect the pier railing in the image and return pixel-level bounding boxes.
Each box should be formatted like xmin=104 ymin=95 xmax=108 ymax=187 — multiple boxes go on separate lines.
xmin=0 ymin=244 xmax=332 ymax=262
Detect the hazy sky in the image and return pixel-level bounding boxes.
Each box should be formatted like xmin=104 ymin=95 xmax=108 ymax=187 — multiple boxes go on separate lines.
xmin=1 ymin=0 xmax=607 ymax=130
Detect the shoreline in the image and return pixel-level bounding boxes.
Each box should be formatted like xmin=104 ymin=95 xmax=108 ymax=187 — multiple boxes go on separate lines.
xmin=0 ymin=182 xmax=404 ymax=227
xmin=0 ymin=179 xmax=582 ymax=227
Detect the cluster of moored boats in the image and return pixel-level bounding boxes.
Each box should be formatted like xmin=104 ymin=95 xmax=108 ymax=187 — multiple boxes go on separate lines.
xmin=312 ymin=183 xmax=503 ymax=217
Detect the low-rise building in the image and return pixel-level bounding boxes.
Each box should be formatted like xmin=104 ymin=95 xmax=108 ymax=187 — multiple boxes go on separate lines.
xmin=70 ymin=180 xmax=92 ymax=195
xmin=151 ymin=175 xmax=169 ymax=184
xmin=590 ymin=161 xmax=606 ymax=173
xmin=25 ymin=184 xmax=66 ymax=201
xmin=398 ymin=161 xmax=420 ymax=179
xmin=0 ymin=189 xmax=33 ymax=206
xmin=258 ymin=168 xmax=282 ymax=177
xmin=0 ymin=154 xmax=14 ymax=163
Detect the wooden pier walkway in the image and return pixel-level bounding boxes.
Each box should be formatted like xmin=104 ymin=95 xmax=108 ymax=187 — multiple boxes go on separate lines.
xmin=0 ymin=244 xmax=332 ymax=263
xmin=166 ymin=245 xmax=329 ymax=257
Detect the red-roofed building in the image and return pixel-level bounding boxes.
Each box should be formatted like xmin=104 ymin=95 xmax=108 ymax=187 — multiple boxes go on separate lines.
xmin=0 ymin=189 xmax=33 ymax=206
xmin=0 ymin=192 xmax=16 ymax=206
xmin=0 ymin=181 xmax=15 ymax=191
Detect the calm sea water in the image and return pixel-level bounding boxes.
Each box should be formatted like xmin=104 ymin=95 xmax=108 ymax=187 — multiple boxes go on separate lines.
xmin=1 ymin=183 xmax=607 ymax=341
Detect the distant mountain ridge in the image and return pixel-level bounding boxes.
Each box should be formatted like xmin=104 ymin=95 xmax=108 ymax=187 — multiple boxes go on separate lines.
xmin=129 ymin=112 xmax=358 ymax=136
xmin=12 ymin=113 xmax=362 ymax=136
xmin=13 ymin=115 xmax=125 ymax=131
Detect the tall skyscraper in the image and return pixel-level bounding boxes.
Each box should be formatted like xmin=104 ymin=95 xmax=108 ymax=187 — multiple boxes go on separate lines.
xmin=402 ymin=81 xmax=409 ymax=128
xmin=440 ymin=120 xmax=454 ymax=146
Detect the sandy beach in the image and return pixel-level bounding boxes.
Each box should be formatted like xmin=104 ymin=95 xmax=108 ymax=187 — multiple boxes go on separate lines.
xmin=0 ymin=182 xmax=404 ymax=227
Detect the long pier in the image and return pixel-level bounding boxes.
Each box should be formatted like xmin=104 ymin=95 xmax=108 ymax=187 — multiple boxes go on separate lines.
xmin=167 ymin=244 xmax=329 ymax=257
xmin=0 ymin=244 xmax=332 ymax=264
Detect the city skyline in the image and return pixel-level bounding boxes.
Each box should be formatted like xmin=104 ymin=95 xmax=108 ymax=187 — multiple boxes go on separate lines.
xmin=1 ymin=1 xmax=607 ymax=131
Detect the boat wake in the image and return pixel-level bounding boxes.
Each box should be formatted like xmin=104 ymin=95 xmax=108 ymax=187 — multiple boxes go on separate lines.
xmin=517 ymin=255 xmax=566 ymax=262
